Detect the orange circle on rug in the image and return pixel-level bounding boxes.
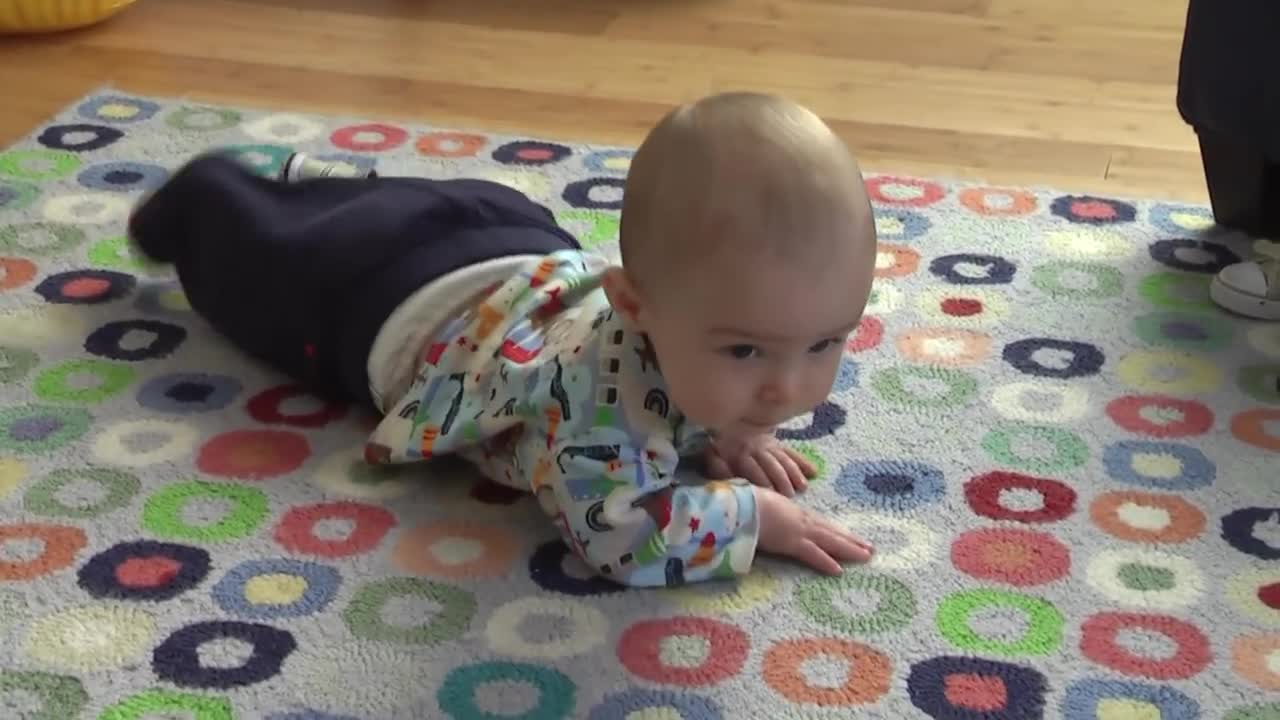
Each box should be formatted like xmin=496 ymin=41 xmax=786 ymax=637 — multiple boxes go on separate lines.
xmin=0 ymin=523 xmax=87 ymax=581
xmin=875 ymin=244 xmax=921 ymax=278
xmin=0 ymin=257 xmax=37 ymax=291
xmin=959 ymin=187 xmax=1038 ymax=217
xmin=1233 ymin=633 xmax=1280 ymax=690
xmin=1231 ymin=409 xmax=1280 ymax=451
xmin=391 ymin=521 xmax=519 ymax=579
xmin=950 ymin=527 xmax=1070 ymax=587
xmin=1089 ymin=491 xmax=1206 ymax=543
xmin=616 ymin=616 xmax=749 ymax=687
xmin=762 ymin=637 xmax=892 ymax=706
xmin=416 ymin=132 xmax=486 ymax=158
xmin=196 ymin=429 xmax=311 ymax=480
xmin=896 ymin=328 xmax=992 ymax=366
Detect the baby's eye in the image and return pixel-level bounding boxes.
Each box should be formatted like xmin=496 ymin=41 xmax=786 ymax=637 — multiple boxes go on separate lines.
xmin=725 ymin=344 xmax=759 ymax=360
xmin=808 ymin=338 xmax=839 ymax=354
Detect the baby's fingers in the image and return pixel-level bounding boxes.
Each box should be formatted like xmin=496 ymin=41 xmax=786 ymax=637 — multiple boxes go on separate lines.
xmin=782 ymin=446 xmax=818 ymax=479
xmin=814 ymin=523 xmax=874 ymax=563
xmin=793 ymin=538 xmax=844 ymax=576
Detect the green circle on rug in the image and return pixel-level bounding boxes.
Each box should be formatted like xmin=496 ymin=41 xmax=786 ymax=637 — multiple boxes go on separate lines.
xmin=34 ymin=359 xmax=136 ymax=405
xmin=1133 ymin=310 xmax=1233 ymax=351
xmin=87 ymin=236 xmax=149 ymax=272
xmin=98 ymin=688 xmax=233 ymax=720
xmin=555 ymin=209 xmax=619 ymax=248
xmin=0 ymin=177 xmax=41 ymax=212
xmin=0 ymin=223 xmax=87 ymax=257
xmin=935 ymin=588 xmax=1064 ymax=656
xmin=1030 ymin=260 xmax=1124 ymax=299
xmin=141 ymin=480 xmax=269 ymax=543
xmin=165 ymin=107 xmax=243 ymax=132
xmin=437 ymin=660 xmax=576 ymax=720
xmin=24 ymin=468 xmax=140 ymax=520
xmin=1138 ymin=271 xmax=1214 ymax=311
xmin=223 ymin=144 xmax=293 ymax=177
xmin=0 ymin=149 xmax=80 ymax=181
xmin=790 ymin=442 xmax=827 ymax=483
xmin=0 ymin=404 xmax=92 ymax=454
xmin=1238 ymin=365 xmax=1280 ymax=405
xmin=871 ymin=366 xmax=977 ymax=409
xmin=0 ymin=346 xmax=39 ymax=385
xmin=1225 ymin=703 xmax=1280 ymax=720
xmin=982 ymin=424 xmax=1088 ymax=474
xmin=343 ymin=577 xmax=477 ymax=645
xmin=795 ymin=570 xmax=917 ymax=635
xmin=0 ymin=669 xmax=88 ymax=720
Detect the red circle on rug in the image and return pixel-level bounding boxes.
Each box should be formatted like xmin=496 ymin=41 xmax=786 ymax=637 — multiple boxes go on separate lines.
xmin=273 ymin=501 xmax=396 ymax=558
xmin=0 ymin=257 xmax=37 ymax=291
xmin=958 ymin=187 xmax=1038 ymax=217
xmin=116 ymin=555 xmax=182 ymax=588
xmin=196 ymin=429 xmax=311 ymax=480
xmin=1089 ymin=490 xmax=1206 ymax=543
xmin=1231 ymin=409 xmax=1280 ymax=451
xmin=415 ymin=131 xmax=486 ymax=158
xmin=846 ymin=316 xmax=884 ymax=353
xmin=964 ymin=471 xmax=1077 ymax=523
xmin=1071 ymin=199 xmax=1119 ymax=220
xmin=942 ymin=298 xmax=983 ymax=317
xmin=0 ymin=523 xmax=87 ymax=581
xmin=246 ymin=384 xmax=347 ymax=428
xmin=950 ymin=527 xmax=1070 ymax=586
xmin=1106 ymin=395 xmax=1214 ymax=438
xmin=866 ymin=177 xmax=946 ymax=207
xmin=1080 ymin=612 xmax=1211 ymax=680
xmin=617 ymin=616 xmax=750 ymax=687
xmin=330 ymin=123 xmax=409 ymax=152
xmin=762 ymin=637 xmax=892 ymax=706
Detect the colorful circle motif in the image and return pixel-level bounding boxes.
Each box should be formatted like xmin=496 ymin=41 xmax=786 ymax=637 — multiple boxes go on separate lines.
xmin=312 ymin=444 xmax=417 ymax=499
xmin=1002 ymin=337 xmax=1105 ymax=379
xmin=342 ymin=577 xmax=476 ymax=645
xmin=0 ymin=222 xmax=86 ymax=257
xmin=35 ymin=268 xmax=135 ymax=304
xmin=273 ymin=501 xmax=396 ymax=558
xmin=835 ymin=459 xmax=945 ymax=512
xmin=1102 ymin=440 xmax=1215 ymax=490
xmin=864 ymin=279 xmax=904 ymax=315
xmin=77 ymin=538 xmax=210 ymax=602
xmin=246 ymin=383 xmax=348 ymax=427
xmin=1116 ymin=349 xmax=1223 ymax=394
xmin=88 ymin=235 xmax=150 ymax=272
xmin=846 ymin=315 xmax=883 ymax=353
xmin=616 ymin=616 xmax=750 ymax=687
xmin=874 ymin=207 xmax=931 ymax=242
xmin=1030 ymin=261 xmax=1124 ymax=299
xmin=24 ymin=603 xmax=156 ymax=671
xmin=895 ymin=328 xmax=991 ymax=366
xmin=582 ymin=149 xmax=632 ymax=173
xmin=85 ymin=318 xmax=187 ymax=360
xmin=1089 ymin=491 xmax=1206 ymax=543
xmin=0 ymin=457 xmax=25 ymax=499
xmin=874 ymin=243 xmax=921 ymax=278
xmin=1224 ymin=702 xmax=1280 ymax=720
xmin=0 ymin=670 xmax=88 ymax=719
xmin=1239 ymin=364 xmax=1280 ymax=405
xmin=37 ymin=123 xmax=124 ymax=152
xmin=0 ymin=177 xmax=40 ymax=211
xmin=1085 ymin=548 xmax=1204 ymax=609
xmin=0 ymin=523 xmax=86 ymax=581
xmin=775 ymin=401 xmax=846 ymax=441
xmin=528 ymin=538 xmax=626 ymax=596
xmin=492 ymin=140 xmax=572 ymax=166
xmin=42 ymin=192 xmax=131 ymax=224
xmin=989 ymin=381 xmax=1088 ymax=423
xmin=0 ymin=345 xmax=38 ymax=385
xmin=392 ymin=520 xmax=520 ymax=579
xmin=1080 ymin=612 xmax=1211 ymax=680
xmin=415 ymin=131 xmax=487 ymax=157
xmin=0 ymin=149 xmax=80 ymax=180
xmin=831 ymin=356 xmax=859 ymax=393
xmin=78 ymin=95 xmax=160 ymax=124
xmin=1221 ymin=507 xmax=1280 ymax=560
xmin=330 ymin=123 xmax=408 ymax=152
xmin=153 ymin=620 xmax=297 ymax=689
xmin=212 ymin=557 xmax=341 ymax=620
xmin=936 ymin=588 xmax=1064 ymax=657
xmin=1043 ymin=228 xmax=1134 ymax=259
xmin=1060 ymin=678 xmax=1200 ymax=720
xmin=982 ymin=424 xmax=1089 ymax=474
xmin=0 ymin=404 xmax=92 ymax=455
xmin=0 ymin=256 xmax=38 ymax=291
xmin=1105 ymin=395 xmax=1214 ymax=438
xmin=91 ymin=418 xmax=199 ymax=467
xmin=964 ymin=471 xmax=1077 ymax=523
xmin=1050 ymin=194 xmax=1136 ymax=224
xmin=137 ymin=372 xmax=243 ymax=414
xmin=241 ymin=113 xmax=325 ymax=144
xmin=1226 ymin=569 xmax=1280 ymax=627
xmin=1149 ymin=202 xmax=1215 ymax=235
xmin=870 ymin=365 xmax=977 ymax=409
xmin=23 ymin=467 xmax=139 ymax=519
xmin=762 ymin=638 xmax=893 ymax=706
xmin=906 ymin=655 xmax=1048 ymax=719
xmin=1233 ymin=633 xmax=1280 ymax=690
xmin=838 ymin=511 xmax=939 ymax=570
xmin=98 ymin=689 xmax=233 ymax=720
xmin=554 ymin=209 xmax=619 ymax=248
xmin=917 ymin=287 xmax=1009 ymax=326
xmin=669 ymin=567 xmax=782 ymax=614
xmin=795 ymin=570 xmax=917 ymax=635
xmin=1249 ymin=324 xmax=1280 ymax=358
xmin=77 ymin=161 xmax=169 ymax=192
xmin=142 ymin=480 xmax=270 ymax=543
xmin=33 ymin=358 xmax=135 ymax=405
xmin=196 ymin=429 xmax=311 ymax=480
xmin=928 ymin=253 xmax=1016 ymax=285
xmin=867 ymin=176 xmax=945 ymax=207
xmin=1139 ymin=271 xmax=1214 ymax=311
xmin=1149 ymin=237 xmax=1241 ymax=273
xmin=436 ymin=660 xmax=576 ymax=720
xmin=484 ymin=595 xmax=609 ymax=660
xmin=166 ymin=106 xmax=242 ymax=132
xmin=563 ymin=177 xmax=625 ymax=210
xmin=223 ymin=144 xmax=293 ymax=177
xmin=950 ymin=528 xmax=1070 ymax=587
xmin=587 ymin=687 xmax=722 ymax=720
xmin=959 ymin=186 xmax=1038 ymax=216
xmin=1231 ymin=409 xmax=1280 ymax=451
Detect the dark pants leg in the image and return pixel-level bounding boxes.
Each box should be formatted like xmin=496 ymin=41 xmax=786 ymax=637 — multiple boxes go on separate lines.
xmin=1196 ymin=129 xmax=1280 ymax=238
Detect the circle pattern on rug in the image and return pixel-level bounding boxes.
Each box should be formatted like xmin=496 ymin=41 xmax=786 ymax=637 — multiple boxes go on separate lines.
xmin=1231 ymin=409 xmax=1280 ymax=451
xmin=795 ymin=571 xmax=917 ymax=635
xmin=1060 ymin=677 xmax=1200 ymax=720
xmin=1050 ymin=195 xmax=1136 ymax=224
xmin=964 ymin=471 xmax=1077 ymax=524
xmin=895 ymin=328 xmax=991 ymax=366
xmin=1239 ymin=364 xmax=1280 ymax=405
xmin=342 ymin=577 xmax=476 ymax=645
xmin=246 ymin=384 xmax=348 ymax=428
xmin=153 ymin=620 xmax=297 ymax=689
xmin=1221 ymin=507 xmax=1280 ymax=560
xmin=166 ymin=106 xmax=242 ymax=132
xmin=1233 ymin=633 xmax=1280 ymax=691
xmin=142 ymin=480 xmax=270 ymax=543
xmin=330 ymin=123 xmax=408 ymax=152
xmin=24 ymin=603 xmax=156 ymax=671
xmin=868 ymin=176 xmax=946 ymax=206
xmin=0 ymin=177 xmax=40 ymax=212
xmin=78 ymin=95 xmax=160 ymax=124
xmin=1105 ymin=395 xmax=1214 ymax=438
xmin=91 ymin=418 xmax=199 ymax=467
xmin=1102 ymin=440 xmax=1215 ymax=490
xmin=874 ymin=207 xmax=932 ymax=242
xmin=196 ymin=429 xmax=311 ymax=480
xmin=916 ymin=287 xmax=1009 ymax=327
xmin=33 ymin=358 xmax=135 ymax=405
xmin=1084 ymin=548 xmax=1204 ymax=609
xmin=137 ymin=372 xmax=243 ymax=414
xmin=982 ymin=424 xmax=1089 ymax=474
xmin=762 ymin=637 xmax=892 ymax=706
xmin=98 ymin=688 xmax=233 ymax=720
xmin=1133 ymin=310 xmax=1234 ymax=351
xmin=392 ymin=520 xmax=520 ymax=579
xmin=1043 ymin=228 xmax=1134 ymax=259
xmin=77 ymin=161 xmax=168 ymax=192
xmin=212 ymin=557 xmax=341 ymax=620
xmin=1226 ymin=569 xmax=1280 ymax=627
xmin=1089 ymin=491 xmax=1206 ymax=543
xmin=0 ymin=256 xmax=38 ymax=291
xmin=838 ymin=511 xmax=940 ymax=570
xmin=1031 ymin=261 xmax=1124 ymax=299
xmin=416 ymin=131 xmax=487 ymax=157
xmin=563 ymin=177 xmax=625 ymax=210
xmin=273 ymin=501 xmax=396 ymax=558
xmin=959 ymin=186 xmax=1038 ymax=216
xmin=0 ymin=670 xmax=89 ymax=719
xmin=935 ymin=588 xmax=1064 ymax=657
xmin=483 ymin=595 xmax=608 ymax=660
xmin=436 ymin=660 xmax=576 ymax=720
xmin=1079 ymin=612 xmax=1211 ymax=680
xmin=85 ymin=318 xmax=187 ymax=361
xmin=0 ymin=404 xmax=92 ymax=455
xmin=906 ymin=655 xmax=1048 ymax=719
xmin=989 ymin=381 xmax=1088 ymax=423
xmin=1 ymin=222 xmax=86 ymax=257
xmin=1002 ymin=337 xmax=1105 ymax=379
xmin=871 ymin=365 xmax=978 ymax=409
xmin=950 ymin=527 xmax=1070 ymax=587
xmin=0 ymin=522 xmax=87 ymax=581
xmin=586 ymin=687 xmax=722 ymax=720
xmin=38 ymin=123 xmax=124 ymax=152
xmin=929 ymin=253 xmax=1016 ymax=285
xmin=834 ymin=459 xmax=945 ymax=512
xmin=23 ymin=467 xmax=139 ymax=519
xmin=616 ymin=616 xmax=749 ymax=687
xmin=875 ymin=243 xmax=921 ymax=278
xmin=1150 ymin=202 xmax=1215 ymax=234
xmin=0 ymin=149 xmax=80 ymax=180
xmin=1149 ymin=237 xmax=1241 ymax=273
xmin=0 ymin=345 xmax=39 ymax=385
xmin=35 ymin=268 xmax=134 ymax=304
xmin=1139 ymin=271 xmax=1214 ymax=311
xmin=77 ymin=539 xmax=211 ymax=601
xmin=492 ymin=140 xmax=572 ymax=166
xmin=1116 ymin=349 xmax=1223 ymax=395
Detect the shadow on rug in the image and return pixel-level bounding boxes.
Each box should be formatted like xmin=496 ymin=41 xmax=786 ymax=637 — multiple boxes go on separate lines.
xmin=0 ymin=89 xmax=1276 ymax=720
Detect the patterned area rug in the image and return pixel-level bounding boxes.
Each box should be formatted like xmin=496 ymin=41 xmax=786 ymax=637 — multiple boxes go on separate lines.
xmin=0 ymin=89 xmax=1277 ymax=720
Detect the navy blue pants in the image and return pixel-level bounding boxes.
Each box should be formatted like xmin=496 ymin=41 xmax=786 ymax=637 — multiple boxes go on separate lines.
xmin=127 ymin=152 xmax=580 ymax=408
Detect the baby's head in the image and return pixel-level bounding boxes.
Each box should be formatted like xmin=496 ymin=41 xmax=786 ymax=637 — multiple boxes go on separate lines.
xmin=603 ymin=92 xmax=877 ymax=441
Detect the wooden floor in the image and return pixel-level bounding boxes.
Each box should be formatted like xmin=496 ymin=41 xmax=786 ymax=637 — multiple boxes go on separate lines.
xmin=0 ymin=0 xmax=1208 ymax=202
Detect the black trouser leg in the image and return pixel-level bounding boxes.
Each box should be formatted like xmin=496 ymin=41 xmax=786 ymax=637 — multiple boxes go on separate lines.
xmin=1196 ymin=129 xmax=1280 ymax=238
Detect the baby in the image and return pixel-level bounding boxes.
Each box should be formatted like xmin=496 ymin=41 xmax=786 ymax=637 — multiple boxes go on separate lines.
xmin=127 ymin=91 xmax=879 ymax=588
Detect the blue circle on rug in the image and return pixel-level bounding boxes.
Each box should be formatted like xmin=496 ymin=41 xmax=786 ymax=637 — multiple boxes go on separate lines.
xmin=1050 ymin=195 xmax=1137 ymax=225
xmin=832 ymin=358 xmax=859 ymax=393
xmin=37 ymin=123 xmax=124 ymax=152
xmin=1002 ymin=338 xmax=1105 ymax=379
xmin=437 ymin=660 xmax=576 ymax=720
xmin=875 ymin=208 xmax=931 ymax=243
xmin=1149 ymin=238 xmax=1241 ymax=274
xmin=1061 ymin=678 xmax=1199 ymax=720
xmin=1102 ymin=440 xmax=1215 ymax=490
xmin=563 ymin=177 xmax=625 ymax=210
xmin=1150 ymin=203 xmax=1215 ymax=236
xmin=776 ymin=401 xmax=847 ymax=441
xmin=583 ymin=150 xmax=633 ymax=173
xmin=77 ymin=161 xmax=169 ymax=193
xmin=1221 ymin=507 xmax=1280 ymax=560
xmin=835 ymin=460 xmax=945 ymax=512
xmin=212 ymin=557 xmax=341 ymax=620
xmin=35 ymin=269 xmax=136 ymax=305
xmin=529 ymin=539 xmax=626 ymax=597
xmin=492 ymin=140 xmax=572 ymax=166
xmin=907 ymin=655 xmax=1048 ymax=720
xmin=85 ymin=319 xmax=187 ymax=361
xmin=77 ymin=540 xmax=211 ymax=602
xmin=77 ymin=95 xmax=161 ymax=124
xmin=588 ymin=687 xmax=723 ymax=720
xmin=153 ymin=620 xmax=297 ymax=689
xmin=929 ymin=254 xmax=1017 ymax=285
xmin=0 ymin=178 xmax=40 ymax=212
xmin=136 ymin=372 xmax=242 ymax=414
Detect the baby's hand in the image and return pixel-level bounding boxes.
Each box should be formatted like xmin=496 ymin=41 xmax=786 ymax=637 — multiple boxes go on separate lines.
xmin=705 ymin=433 xmax=816 ymax=497
xmin=755 ymin=487 xmax=874 ymax=575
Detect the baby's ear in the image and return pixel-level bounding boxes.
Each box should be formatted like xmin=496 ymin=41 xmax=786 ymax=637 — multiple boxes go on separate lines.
xmin=602 ymin=265 xmax=645 ymax=328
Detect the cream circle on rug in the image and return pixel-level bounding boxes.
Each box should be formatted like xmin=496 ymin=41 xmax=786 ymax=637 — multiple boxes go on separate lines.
xmin=484 ymin=595 xmax=608 ymax=660
xmin=91 ymin=418 xmax=199 ymax=467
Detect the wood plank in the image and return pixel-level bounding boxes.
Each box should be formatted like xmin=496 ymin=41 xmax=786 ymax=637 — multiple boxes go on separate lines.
xmin=985 ymin=0 xmax=1190 ymax=32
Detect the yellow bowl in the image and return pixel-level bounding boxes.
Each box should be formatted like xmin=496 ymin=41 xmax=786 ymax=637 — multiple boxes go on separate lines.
xmin=0 ymin=0 xmax=137 ymax=33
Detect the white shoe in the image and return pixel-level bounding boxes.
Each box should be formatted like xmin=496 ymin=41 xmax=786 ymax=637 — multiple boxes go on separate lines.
xmin=1210 ymin=239 xmax=1280 ymax=320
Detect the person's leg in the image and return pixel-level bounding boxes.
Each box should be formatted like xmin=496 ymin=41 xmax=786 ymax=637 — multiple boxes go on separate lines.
xmin=1197 ymin=129 xmax=1273 ymax=237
